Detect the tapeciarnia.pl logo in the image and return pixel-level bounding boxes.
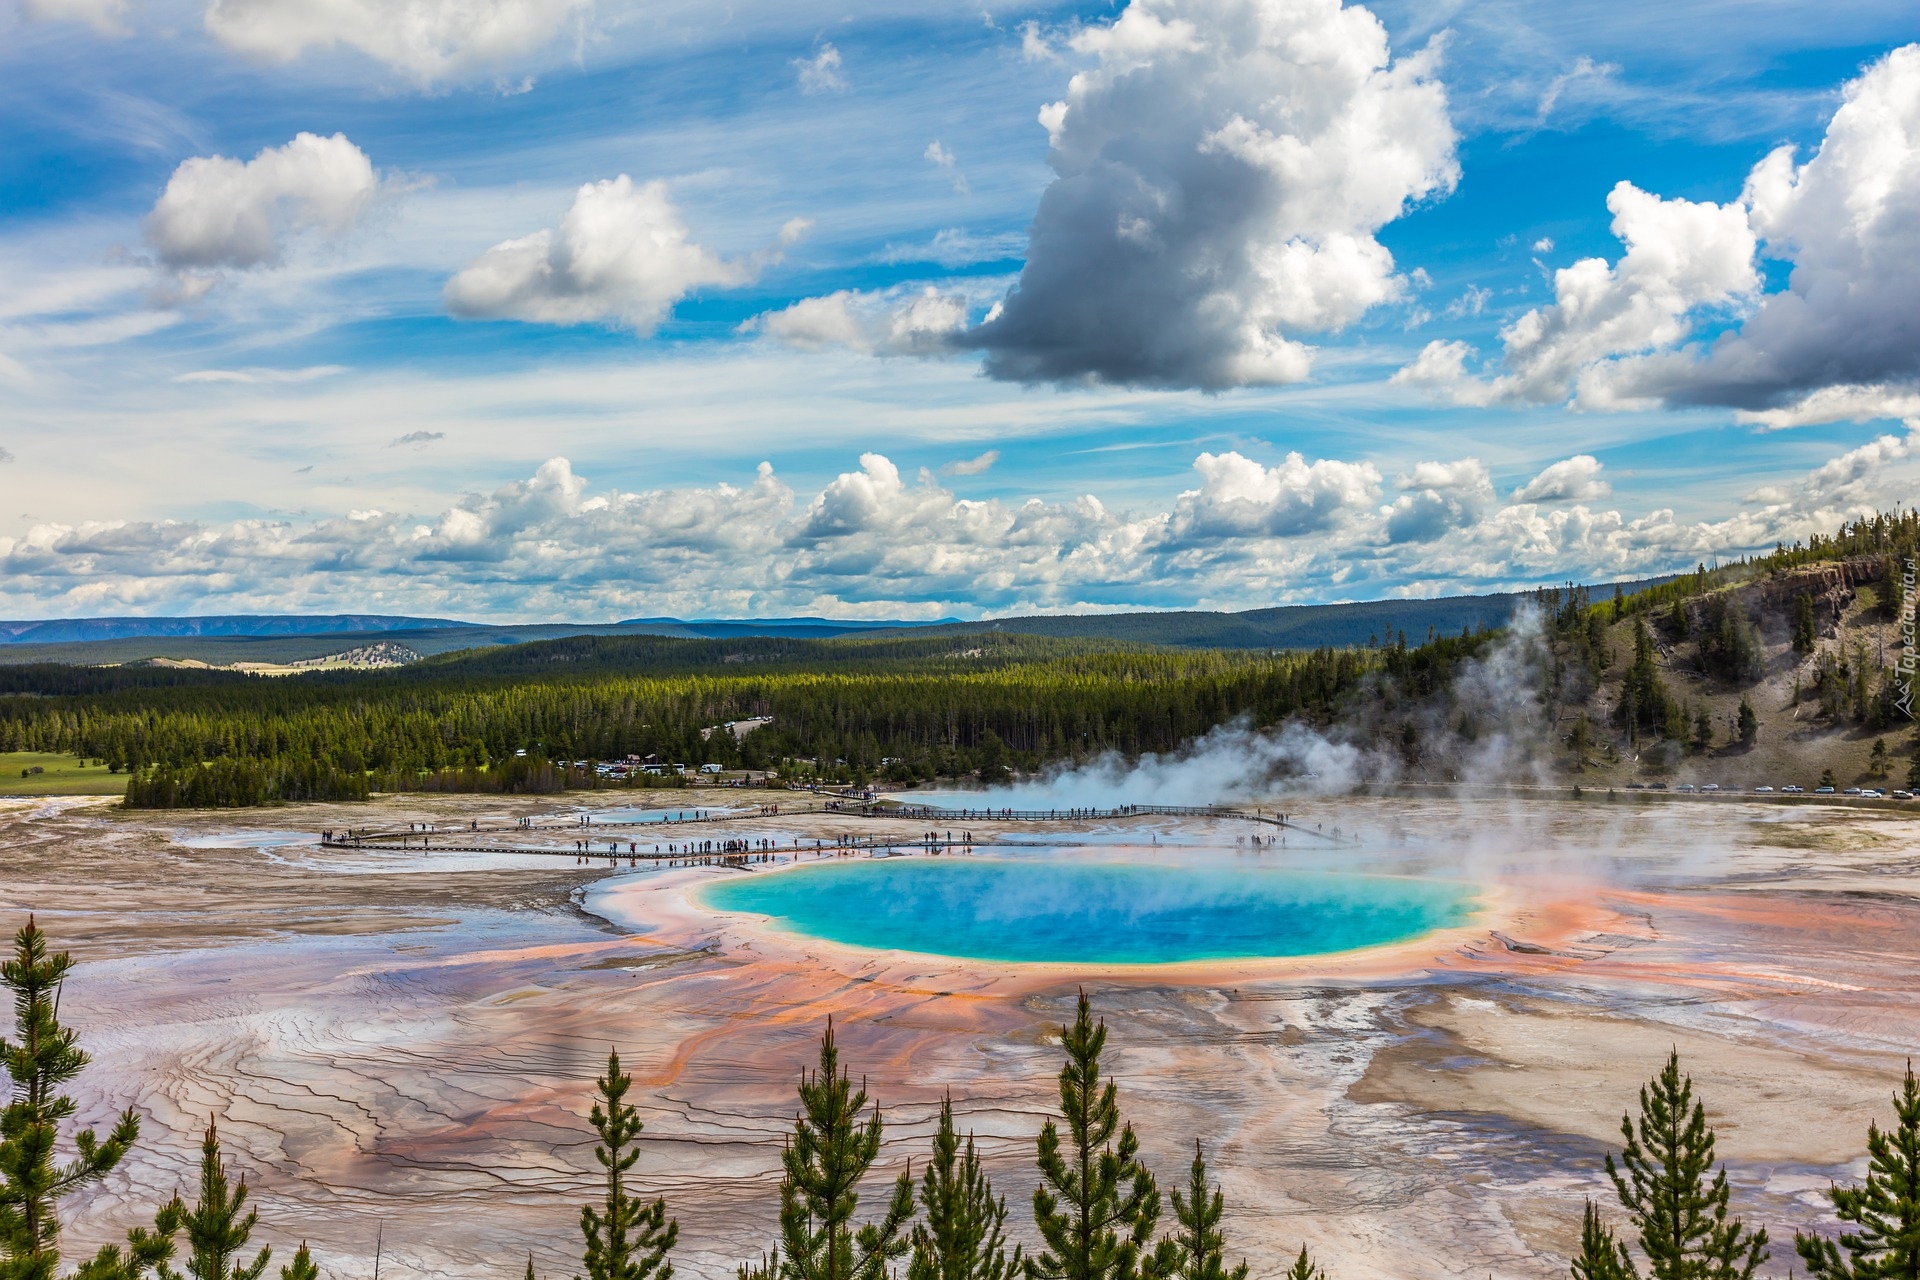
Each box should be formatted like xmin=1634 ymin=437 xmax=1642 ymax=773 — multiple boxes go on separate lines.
xmin=1899 ymin=557 xmax=1917 ymax=719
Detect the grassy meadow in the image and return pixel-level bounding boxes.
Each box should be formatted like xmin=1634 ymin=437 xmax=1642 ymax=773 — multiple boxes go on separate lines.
xmin=0 ymin=751 xmax=129 ymax=797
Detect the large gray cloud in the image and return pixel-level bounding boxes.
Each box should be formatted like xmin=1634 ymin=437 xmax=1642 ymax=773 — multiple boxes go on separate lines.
xmin=1650 ymin=43 xmax=1920 ymax=412
xmin=1399 ymin=44 xmax=1920 ymax=423
xmin=964 ymin=0 xmax=1458 ymax=391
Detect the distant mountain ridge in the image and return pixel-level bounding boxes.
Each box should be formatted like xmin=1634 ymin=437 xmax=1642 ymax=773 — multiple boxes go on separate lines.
xmin=0 ymin=581 xmax=1674 ymax=664
xmin=0 ymin=614 xmax=953 ymax=648
xmin=0 ymin=615 xmax=464 ymax=645
xmin=618 ymin=616 xmax=959 ymax=638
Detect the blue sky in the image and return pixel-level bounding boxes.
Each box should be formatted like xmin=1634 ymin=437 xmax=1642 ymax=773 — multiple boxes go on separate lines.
xmin=0 ymin=0 xmax=1916 ymax=621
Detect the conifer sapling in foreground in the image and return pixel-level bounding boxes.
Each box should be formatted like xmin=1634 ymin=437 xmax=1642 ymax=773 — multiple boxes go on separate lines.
xmin=1796 ymin=1060 xmax=1920 ymax=1279
xmin=155 ymin=1121 xmax=268 ymax=1280
xmin=742 ymin=1021 xmax=913 ymax=1280
xmin=1026 ymin=992 xmax=1175 ymax=1280
xmin=1280 ymin=1247 xmax=1327 ymax=1280
xmin=1571 ymin=1200 xmax=1633 ymax=1280
xmin=1167 ymin=1143 xmax=1245 ymax=1280
xmin=909 ymin=1096 xmax=1019 ymax=1280
xmin=579 ymin=1051 xmax=678 ymax=1280
xmin=0 ymin=916 xmax=181 ymax=1280
xmin=1595 ymin=1049 xmax=1768 ymax=1280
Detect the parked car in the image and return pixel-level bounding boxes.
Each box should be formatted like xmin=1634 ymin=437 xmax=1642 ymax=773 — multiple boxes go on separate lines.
xmin=1676 ymin=783 xmax=1696 ymax=792
xmin=1753 ymin=785 xmax=1774 ymax=793
xmin=1783 ymin=784 xmax=1804 ymax=793
xmin=1893 ymin=790 xmax=1915 ymax=800
xmin=1816 ymin=785 xmax=1836 ymax=794
xmin=1701 ymin=783 xmax=1720 ymax=792
xmin=1843 ymin=787 xmax=1863 ymax=795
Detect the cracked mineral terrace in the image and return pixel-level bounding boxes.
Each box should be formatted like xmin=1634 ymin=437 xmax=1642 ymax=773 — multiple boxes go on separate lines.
xmin=3 ymin=788 xmax=1917 ymax=1280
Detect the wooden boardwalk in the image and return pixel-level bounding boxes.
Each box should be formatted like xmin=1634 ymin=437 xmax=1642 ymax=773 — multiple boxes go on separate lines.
xmin=320 ymin=797 xmax=1354 ymax=859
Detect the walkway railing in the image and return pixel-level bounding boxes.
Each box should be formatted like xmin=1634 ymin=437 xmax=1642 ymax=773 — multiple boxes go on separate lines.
xmin=322 ymin=797 xmax=1350 ymax=848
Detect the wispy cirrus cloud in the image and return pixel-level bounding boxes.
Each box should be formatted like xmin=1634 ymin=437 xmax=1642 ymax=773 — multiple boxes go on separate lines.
xmin=201 ymin=0 xmax=591 ymax=82
xmin=793 ymin=42 xmax=847 ymax=93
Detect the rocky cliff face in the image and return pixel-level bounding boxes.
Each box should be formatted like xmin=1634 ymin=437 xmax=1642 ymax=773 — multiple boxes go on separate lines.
xmin=1676 ymin=557 xmax=1887 ymax=638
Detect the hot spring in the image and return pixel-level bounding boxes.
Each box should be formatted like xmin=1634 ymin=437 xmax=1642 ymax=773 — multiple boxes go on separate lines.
xmin=698 ymin=857 xmax=1479 ymax=965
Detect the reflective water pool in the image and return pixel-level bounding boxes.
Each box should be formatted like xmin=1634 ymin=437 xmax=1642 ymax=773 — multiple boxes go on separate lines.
xmin=700 ymin=857 xmax=1477 ymax=964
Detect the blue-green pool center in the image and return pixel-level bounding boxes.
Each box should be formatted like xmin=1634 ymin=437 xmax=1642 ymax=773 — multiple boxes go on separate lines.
xmin=699 ymin=858 xmax=1478 ymax=965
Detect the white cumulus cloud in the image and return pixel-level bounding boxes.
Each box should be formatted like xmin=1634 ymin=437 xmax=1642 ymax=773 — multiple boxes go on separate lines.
xmin=746 ymin=285 xmax=971 ymax=356
xmin=1384 ymin=457 xmax=1493 ymax=544
xmin=1167 ymin=450 xmax=1382 ymax=541
xmin=1391 ymin=338 xmax=1497 ymax=406
xmin=1653 ymin=44 xmax=1920 ymax=413
xmin=967 ymin=0 xmax=1459 ymax=390
xmin=1496 ymin=181 xmax=1757 ymax=406
xmin=445 ymin=177 xmax=796 ymax=332
xmin=144 ymin=132 xmax=378 ymax=272
xmin=2 ymin=434 xmax=1916 ymax=619
xmin=1735 ymin=384 xmax=1920 ymax=431
xmin=1400 ymin=45 xmax=1920 ymax=422
xmin=1512 ymin=454 xmax=1610 ymax=503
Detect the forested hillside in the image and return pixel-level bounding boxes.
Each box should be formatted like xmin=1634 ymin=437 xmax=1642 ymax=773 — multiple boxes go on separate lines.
xmin=1532 ymin=511 xmax=1918 ymax=789
xmin=0 ymin=513 xmax=1913 ymax=807
xmin=0 ymin=630 xmax=1496 ymax=806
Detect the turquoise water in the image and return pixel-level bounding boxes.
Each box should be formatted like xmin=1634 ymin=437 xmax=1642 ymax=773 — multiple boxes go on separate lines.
xmin=700 ymin=858 xmax=1477 ymax=964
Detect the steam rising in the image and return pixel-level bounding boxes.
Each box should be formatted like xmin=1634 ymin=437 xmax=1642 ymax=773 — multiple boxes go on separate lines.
xmin=941 ymin=609 xmax=1552 ymax=809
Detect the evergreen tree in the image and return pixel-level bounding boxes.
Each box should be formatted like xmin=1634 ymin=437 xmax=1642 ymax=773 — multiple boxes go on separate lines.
xmin=908 ymin=1096 xmax=1019 ymax=1280
xmin=1 ymin=917 xmax=180 ymax=1280
xmin=1872 ymin=739 xmax=1889 ymax=779
xmin=277 ymin=1249 xmax=316 ymax=1280
xmin=156 ymin=1121 xmax=268 ymax=1280
xmin=1281 ymin=1247 xmax=1326 ymax=1280
xmin=1166 ymin=1144 xmax=1244 ymax=1280
xmin=1616 ymin=620 xmax=1679 ymax=742
xmin=1692 ymin=709 xmax=1713 ymax=755
xmin=1694 ymin=600 xmax=1763 ymax=684
xmin=1736 ymin=700 xmax=1758 ymax=749
xmin=750 ymin=1022 xmax=913 ymax=1280
xmin=976 ymin=733 xmax=1011 ymax=787
xmin=1796 ymin=1061 xmax=1920 ymax=1278
xmin=579 ymin=1051 xmax=677 ymax=1280
xmin=1795 ymin=594 xmax=1819 ymax=656
xmin=1603 ymin=1050 xmax=1768 ymax=1280
xmin=1572 ymin=1200 xmax=1634 ymax=1280
xmin=1027 ymin=993 xmax=1174 ymax=1280
xmin=1587 ymin=611 xmax=1612 ymax=673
